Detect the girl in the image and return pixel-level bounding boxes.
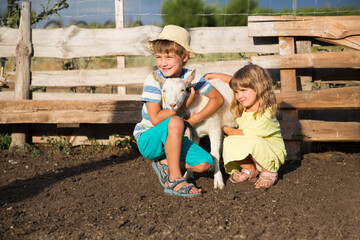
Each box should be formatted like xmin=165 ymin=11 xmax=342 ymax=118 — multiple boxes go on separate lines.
xmin=219 ymin=64 xmax=287 ymax=189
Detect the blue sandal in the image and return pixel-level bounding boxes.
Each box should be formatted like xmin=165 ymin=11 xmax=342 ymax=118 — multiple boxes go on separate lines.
xmin=152 ymin=161 xmax=169 ymax=188
xmin=164 ymin=177 xmax=201 ymax=197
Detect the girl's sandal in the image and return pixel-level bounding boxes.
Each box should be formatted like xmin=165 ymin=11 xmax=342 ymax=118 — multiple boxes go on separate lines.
xmin=230 ymin=169 xmax=259 ymax=183
xmin=164 ymin=177 xmax=201 ymax=197
xmin=255 ymin=172 xmax=278 ymax=189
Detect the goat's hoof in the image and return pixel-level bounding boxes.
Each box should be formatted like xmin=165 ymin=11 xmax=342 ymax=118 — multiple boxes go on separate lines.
xmin=214 ymin=180 xmax=225 ymax=190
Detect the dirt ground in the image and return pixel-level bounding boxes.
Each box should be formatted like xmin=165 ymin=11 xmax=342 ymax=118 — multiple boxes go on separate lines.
xmin=1 ymin=142 xmax=360 ymax=240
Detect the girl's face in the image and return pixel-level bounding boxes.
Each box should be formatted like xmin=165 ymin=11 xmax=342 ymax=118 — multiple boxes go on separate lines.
xmin=155 ymin=51 xmax=188 ymax=78
xmin=235 ymin=86 xmax=258 ymax=112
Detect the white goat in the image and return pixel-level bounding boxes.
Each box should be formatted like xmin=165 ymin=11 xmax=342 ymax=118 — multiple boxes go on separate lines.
xmin=152 ymin=70 xmax=236 ymax=189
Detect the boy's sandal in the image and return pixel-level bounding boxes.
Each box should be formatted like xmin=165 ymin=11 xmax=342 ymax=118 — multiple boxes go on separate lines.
xmin=230 ymin=169 xmax=259 ymax=183
xmin=255 ymin=172 xmax=278 ymax=189
xmin=164 ymin=177 xmax=201 ymax=197
xmin=152 ymin=161 xmax=169 ymax=188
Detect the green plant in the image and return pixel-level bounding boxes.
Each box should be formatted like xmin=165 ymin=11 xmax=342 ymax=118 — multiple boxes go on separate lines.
xmin=15 ymin=143 xmax=41 ymax=157
xmin=42 ymin=136 xmax=72 ymax=154
xmin=113 ymin=135 xmax=134 ymax=148
xmin=1 ymin=0 xmax=69 ymax=28
xmin=0 ymin=133 xmax=11 ymax=151
xmin=86 ymin=138 xmax=102 ymax=152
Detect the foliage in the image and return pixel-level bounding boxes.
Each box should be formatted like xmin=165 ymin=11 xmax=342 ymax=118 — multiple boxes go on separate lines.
xmin=42 ymin=136 xmax=72 ymax=154
xmin=0 ymin=133 xmax=12 ymax=151
xmin=161 ymin=0 xmax=217 ymax=27
xmin=160 ymin=0 xmax=359 ymax=27
xmin=1 ymin=0 xmax=69 ymax=28
xmin=15 ymin=143 xmax=42 ymax=157
xmin=61 ymin=58 xmax=92 ymax=71
xmin=113 ymin=134 xmax=135 ymax=149
xmin=215 ymin=0 xmax=258 ymax=26
xmin=294 ymin=5 xmax=359 ymax=16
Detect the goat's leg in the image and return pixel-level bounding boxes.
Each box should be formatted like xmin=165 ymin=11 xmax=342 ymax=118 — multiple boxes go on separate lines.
xmin=209 ymin=132 xmax=225 ymax=190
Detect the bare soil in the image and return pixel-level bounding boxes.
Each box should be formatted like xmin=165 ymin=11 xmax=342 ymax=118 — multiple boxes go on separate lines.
xmin=1 ymin=143 xmax=360 ymax=240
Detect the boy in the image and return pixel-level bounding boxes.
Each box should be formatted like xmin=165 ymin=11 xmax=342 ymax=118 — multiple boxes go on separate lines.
xmin=133 ymin=25 xmax=224 ymax=197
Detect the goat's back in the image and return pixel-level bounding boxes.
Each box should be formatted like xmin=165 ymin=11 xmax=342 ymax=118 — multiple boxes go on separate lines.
xmin=188 ymin=78 xmax=234 ymax=127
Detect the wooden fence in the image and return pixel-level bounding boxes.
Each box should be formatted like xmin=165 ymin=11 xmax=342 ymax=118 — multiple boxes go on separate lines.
xmin=0 ymin=2 xmax=359 ymax=160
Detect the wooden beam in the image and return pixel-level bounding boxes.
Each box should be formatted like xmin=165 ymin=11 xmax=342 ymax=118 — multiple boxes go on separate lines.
xmin=29 ymin=60 xmax=250 ymax=88
xmin=315 ymin=36 xmax=360 ymax=51
xmin=0 ymin=26 xmax=279 ymax=58
xmin=11 ymin=1 xmax=32 ymax=149
xmin=248 ymin=16 xmax=360 ymax=39
xmin=32 ymin=92 xmax=142 ymax=101
xmin=276 ymin=86 xmax=360 ymax=110
xmin=251 ymin=51 xmax=360 ymax=69
xmin=115 ymin=0 xmax=126 ymax=95
xmin=278 ymin=36 xmax=301 ymax=160
xmin=280 ymin=120 xmax=360 ymax=142
xmin=0 ymin=100 xmax=142 ymax=124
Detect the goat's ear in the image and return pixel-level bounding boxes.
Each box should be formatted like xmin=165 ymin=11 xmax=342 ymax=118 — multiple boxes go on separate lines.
xmin=152 ymin=71 xmax=166 ymax=85
xmin=183 ymin=70 xmax=196 ymax=86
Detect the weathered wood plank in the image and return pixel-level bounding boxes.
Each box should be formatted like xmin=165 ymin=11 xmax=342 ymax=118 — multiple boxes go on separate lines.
xmin=0 ymin=100 xmax=142 ymax=124
xmin=11 ymin=1 xmax=32 ymax=149
xmin=251 ymin=51 xmax=360 ymax=69
xmin=30 ymin=60 xmax=250 ymax=87
xmin=276 ymin=86 xmax=360 ymax=110
xmin=315 ymin=36 xmax=360 ymax=51
xmin=248 ymin=16 xmax=360 ymax=39
xmin=0 ymin=26 xmax=279 ymax=58
xmin=280 ymin=120 xmax=360 ymax=142
xmin=32 ymin=92 xmax=142 ymax=101
xmin=0 ymin=91 xmax=14 ymax=100
xmin=2 ymin=87 xmax=358 ymax=123
xmin=278 ymin=36 xmax=300 ymax=160
xmin=189 ymin=26 xmax=278 ymax=54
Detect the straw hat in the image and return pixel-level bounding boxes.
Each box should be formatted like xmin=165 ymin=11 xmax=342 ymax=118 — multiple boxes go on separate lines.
xmin=148 ymin=25 xmax=195 ymax=58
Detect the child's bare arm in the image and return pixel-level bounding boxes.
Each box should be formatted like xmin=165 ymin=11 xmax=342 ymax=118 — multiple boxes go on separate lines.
xmin=146 ymin=88 xmax=195 ymax=126
xmin=222 ymin=125 xmax=244 ymax=136
xmin=147 ymin=102 xmax=176 ymax=126
xmin=185 ymin=87 xmax=224 ymax=127
xmin=204 ymin=73 xmax=232 ymax=83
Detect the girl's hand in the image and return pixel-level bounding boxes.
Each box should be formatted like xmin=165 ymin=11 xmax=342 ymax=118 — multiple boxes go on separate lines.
xmin=203 ymin=73 xmax=232 ymax=83
xmin=222 ymin=125 xmax=244 ymax=136
xmin=203 ymin=73 xmax=214 ymax=80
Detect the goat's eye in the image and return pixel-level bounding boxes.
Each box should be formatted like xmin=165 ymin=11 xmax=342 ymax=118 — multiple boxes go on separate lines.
xmin=181 ymin=89 xmax=185 ymax=92
xmin=163 ymin=89 xmax=166 ymax=93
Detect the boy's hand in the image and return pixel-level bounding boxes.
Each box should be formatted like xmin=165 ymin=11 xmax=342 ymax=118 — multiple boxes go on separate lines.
xmin=184 ymin=113 xmax=201 ymax=127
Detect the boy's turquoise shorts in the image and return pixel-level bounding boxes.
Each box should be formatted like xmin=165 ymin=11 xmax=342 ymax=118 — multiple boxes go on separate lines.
xmin=136 ymin=116 xmax=213 ymax=167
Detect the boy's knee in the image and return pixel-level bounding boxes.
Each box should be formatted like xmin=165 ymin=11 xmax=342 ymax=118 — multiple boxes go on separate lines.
xmin=168 ymin=116 xmax=184 ymax=133
xmin=190 ymin=162 xmax=211 ymax=173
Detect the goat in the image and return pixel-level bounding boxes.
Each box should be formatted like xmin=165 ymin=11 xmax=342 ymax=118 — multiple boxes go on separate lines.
xmin=152 ymin=70 xmax=236 ymax=189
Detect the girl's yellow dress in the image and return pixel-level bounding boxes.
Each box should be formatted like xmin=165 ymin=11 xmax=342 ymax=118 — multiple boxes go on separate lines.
xmin=223 ymin=109 xmax=287 ymax=173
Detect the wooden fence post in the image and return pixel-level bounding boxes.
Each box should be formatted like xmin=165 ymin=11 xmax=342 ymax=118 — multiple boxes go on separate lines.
xmin=296 ymin=40 xmax=313 ymax=154
xmin=115 ymin=0 xmax=126 ymax=95
xmin=10 ymin=1 xmax=32 ymax=150
xmin=279 ymin=36 xmax=301 ymax=160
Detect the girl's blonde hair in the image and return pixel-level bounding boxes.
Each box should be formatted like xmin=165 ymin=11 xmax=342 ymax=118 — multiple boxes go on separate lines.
xmin=229 ymin=64 xmax=278 ymax=119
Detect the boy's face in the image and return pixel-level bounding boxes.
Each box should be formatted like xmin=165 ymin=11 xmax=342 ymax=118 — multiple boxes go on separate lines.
xmin=155 ymin=51 xmax=188 ymax=78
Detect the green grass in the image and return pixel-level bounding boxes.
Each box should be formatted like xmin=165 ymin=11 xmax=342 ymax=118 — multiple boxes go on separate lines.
xmin=0 ymin=133 xmax=11 ymax=151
